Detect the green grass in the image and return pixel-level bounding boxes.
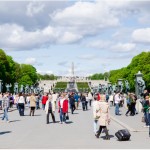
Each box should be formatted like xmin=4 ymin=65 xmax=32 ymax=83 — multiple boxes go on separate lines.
xmin=76 ymin=82 xmax=90 ymax=92
xmin=54 ymin=82 xmax=67 ymax=92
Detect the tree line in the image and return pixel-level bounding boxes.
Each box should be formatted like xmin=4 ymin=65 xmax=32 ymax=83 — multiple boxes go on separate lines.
xmin=90 ymin=52 xmax=150 ymax=91
xmin=0 ymin=49 xmax=56 ymax=92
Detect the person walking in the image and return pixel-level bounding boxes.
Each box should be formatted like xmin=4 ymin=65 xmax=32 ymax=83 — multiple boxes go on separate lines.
xmin=1 ymin=93 xmax=10 ymax=123
xmin=42 ymin=93 xmax=48 ymax=110
xmin=26 ymin=94 xmax=30 ymax=109
xmin=29 ymin=93 xmax=36 ymax=116
xmin=125 ymin=93 xmax=132 ymax=116
xmin=52 ymin=92 xmax=58 ymax=109
xmin=18 ymin=93 xmax=25 ymax=116
xmin=95 ymin=99 xmax=110 ymax=140
xmin=0 ymin=92 xmax=3 ymax=109
xmin=45 ymin=95 xmax=55 ymax=124
xmin=114 ymin=92 xmax=121 ymax=115
xmin=74 ymin=93 xmax=79 ymax=110
xmin=143 ymin=96 xmax=150 ymax=127
xmin=88 ymin=92 xmax=93 ymax=107
xmin=69 ymin=93 xmax=75 ymax=114
xmin=58 ymin=93 xmax=68 ymax=124
xmin=92 ymin=94 xmax=100 ymax=134
xmin=109 ymin=94 xmax=114 ymax=107
xmin=80 ymin=93 xmax=87 ymax=111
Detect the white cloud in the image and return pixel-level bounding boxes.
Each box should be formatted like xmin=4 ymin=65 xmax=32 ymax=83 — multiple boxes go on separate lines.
xmin=26 ymin=2 xmax=45 ymax=17
xmin=57 ymin=32 xmax=82 ymax=44
xmin=132 ymin=28 xmax=150 ymax=44
xmin=37 ymin=70 xmax=53 ymax=75
xmin=111 ymin=43 xmax=136 ymax=52
xmin=86 ymin=40 xmax=112 ymax=49
xmin=51 ymin=1 xmax=120 ymax=36
xmin=25 ymin=57 xmax=36 ymax=65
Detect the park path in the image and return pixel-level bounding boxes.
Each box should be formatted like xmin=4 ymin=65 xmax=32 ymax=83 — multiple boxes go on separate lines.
xmin=0 ymin=103 xmax=150 ymax=149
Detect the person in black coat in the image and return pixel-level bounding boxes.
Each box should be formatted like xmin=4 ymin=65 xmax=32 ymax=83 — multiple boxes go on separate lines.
xmin=69 ymin=93 xmax=75 ymax=114
xmin=80 ymin=93 xmax=87 ymax=111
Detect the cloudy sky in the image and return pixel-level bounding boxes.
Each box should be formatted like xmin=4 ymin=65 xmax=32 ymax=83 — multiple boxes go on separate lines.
xmin=1 ymin=0 xmax=150 ymax=76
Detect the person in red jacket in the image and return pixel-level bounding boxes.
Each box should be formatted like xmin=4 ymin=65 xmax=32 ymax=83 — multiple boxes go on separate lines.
xmin=97 ymin=93 xmax=101 ymax=101
xmin=42 ymin=93 xmax=48 ymax=110
xmin=58 ymin=93 xmax=68 ymax=124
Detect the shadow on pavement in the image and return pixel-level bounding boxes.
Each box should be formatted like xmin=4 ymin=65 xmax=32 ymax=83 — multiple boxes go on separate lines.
xmin=10 ymin=120 xmax=20 ymax=123
xmin=34 ymin=114 xmax=41 ymax=116
xmin=48 ymin=121 xmax=60 ymax=124
xmin=72 ymin=112 xmax=79 ymax=114
xmin=66 ymin=121 xmax=73 ymax=124
xmin=101 ymin=135 xmax=114 ymax=139
xmin=0 ymin=131 xmax=12 ymax=135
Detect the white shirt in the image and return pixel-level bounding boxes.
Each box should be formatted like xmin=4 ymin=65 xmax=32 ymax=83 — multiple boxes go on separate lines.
xmin=18 ymin=96 xmax=25 ymax=104
xmin=60 ymin=98 xmax=65 ymax=108
xmin=115 ymin=94 xmax=121 ymax=104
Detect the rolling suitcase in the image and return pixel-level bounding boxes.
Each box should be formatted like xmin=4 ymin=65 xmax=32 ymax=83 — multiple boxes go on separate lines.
xmin=115 ymin=129 xmax=131 ymax=141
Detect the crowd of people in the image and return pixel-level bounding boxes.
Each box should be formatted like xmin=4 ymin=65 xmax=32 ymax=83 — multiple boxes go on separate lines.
xmin=0 ymin=89 xmax=150 ymax=139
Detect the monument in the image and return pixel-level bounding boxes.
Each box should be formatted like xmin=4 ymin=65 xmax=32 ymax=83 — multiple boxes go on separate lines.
xmin=135 ymin=71 xmax=146 ymax=98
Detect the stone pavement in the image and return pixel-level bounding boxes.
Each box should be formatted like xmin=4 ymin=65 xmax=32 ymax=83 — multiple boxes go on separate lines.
xmin=109 ymin=105 xmax=149 ymax=132
xmin=0 ymin=103 xmax=150 ymax=149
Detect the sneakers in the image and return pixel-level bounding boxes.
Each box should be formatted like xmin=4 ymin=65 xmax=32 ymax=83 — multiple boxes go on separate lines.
xmin=7 ymin=121 xmax=10 ymax=123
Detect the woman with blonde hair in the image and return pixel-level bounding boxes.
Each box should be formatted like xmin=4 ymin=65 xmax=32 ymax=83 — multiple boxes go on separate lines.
xmin=96 ymin=98 xmax=110 ymax=140
xmin=45 ymin=94 xmax=55 ymax=124
xmin=29 ymin=93 xmax=36 ymax=116
xmin=58 ymin=93 xmax=68 ymax=124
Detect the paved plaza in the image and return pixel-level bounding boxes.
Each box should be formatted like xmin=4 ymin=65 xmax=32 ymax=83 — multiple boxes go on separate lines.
xmin=0 ymin=103 xmax=150 ymax=149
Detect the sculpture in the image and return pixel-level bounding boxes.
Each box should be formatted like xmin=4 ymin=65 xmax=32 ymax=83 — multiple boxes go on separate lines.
xmin=137 ymin=78 xmax=146 ymax=96
xmin=125 ymin=80 xmax=130 ymax=93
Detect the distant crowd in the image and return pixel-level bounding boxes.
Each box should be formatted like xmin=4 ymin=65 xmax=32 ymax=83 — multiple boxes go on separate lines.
xmin=0 ymin=89 xmax=150 ymax=139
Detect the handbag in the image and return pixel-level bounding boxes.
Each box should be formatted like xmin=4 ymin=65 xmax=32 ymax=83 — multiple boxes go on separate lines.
xmin=66 ymin=113 xmax=69 ymax=120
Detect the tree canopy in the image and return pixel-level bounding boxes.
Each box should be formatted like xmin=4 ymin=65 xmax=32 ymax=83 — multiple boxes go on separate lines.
xmin=0 ymin=49 xmax=38 ymax=92
xmin=109 ymin=52 xmax=150 ymax=91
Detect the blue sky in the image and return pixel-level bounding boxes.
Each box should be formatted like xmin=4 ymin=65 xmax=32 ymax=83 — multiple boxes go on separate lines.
xmin=0 ymin=0 xmax=150 ymax=76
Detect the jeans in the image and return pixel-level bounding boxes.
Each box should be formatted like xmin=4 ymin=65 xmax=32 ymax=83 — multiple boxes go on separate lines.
xmin=94 ymin=120 xmax=98 ymax=134
xmin=115 ymin=103 xmax=119 ymax=115
xmin=2 ymin=108 xmax=9 ymax=121
xmin=60 ymin=108 xmax=66 ymax=123
xmin=145 ymin=112 xmax=150 ymax=126
xmin=18 ymin=103 xmax=24 ymax=116
xmin=42 ymin=104 xmax=45 ymax=110
xmin=36 ymin=101 xmax=40 ymax=109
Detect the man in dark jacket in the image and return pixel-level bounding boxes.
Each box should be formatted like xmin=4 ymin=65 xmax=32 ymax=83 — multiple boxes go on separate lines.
xmin=69 ymin=93 xmax=75 ymax=114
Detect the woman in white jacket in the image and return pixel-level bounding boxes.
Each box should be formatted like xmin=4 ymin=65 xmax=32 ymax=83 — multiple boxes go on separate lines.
xmin=96 ymin=98 xmax=110 ymax=140
xmin=45 ymin=95 xmax=55 ymax=124
xmin=92 ymin=94 xmax=100 ymax=134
